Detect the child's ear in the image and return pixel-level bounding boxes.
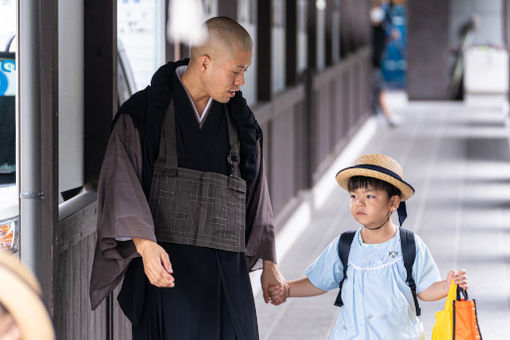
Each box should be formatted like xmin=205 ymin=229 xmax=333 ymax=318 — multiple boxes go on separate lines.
xmin=390 ymin=195 xmax=400 ymax=211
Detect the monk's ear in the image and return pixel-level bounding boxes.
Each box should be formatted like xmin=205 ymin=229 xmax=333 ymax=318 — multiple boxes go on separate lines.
xmin=198 ymin=55 xmax=211 ymax=73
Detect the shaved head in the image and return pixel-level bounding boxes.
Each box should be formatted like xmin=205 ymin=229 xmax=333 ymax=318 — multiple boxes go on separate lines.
xmin=183 ymin=17 xmax=253 ymax=104
xmin=190 ymin=16 xmax=253 ymax=63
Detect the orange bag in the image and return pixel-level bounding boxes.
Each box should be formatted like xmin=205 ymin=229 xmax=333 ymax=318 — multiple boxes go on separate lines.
xmin=453 ymin=287 xmax=482 ymax=340
xmin=432 ymin=283 xmax=482 ymax=340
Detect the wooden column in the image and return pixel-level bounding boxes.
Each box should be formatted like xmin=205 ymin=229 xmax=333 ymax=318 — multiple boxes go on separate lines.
xmin=84 ymin=0 xmax=117 ymax=184
xmin=218 ymin=0 xmax=237 ymax=19
xmin=38 ymin=0 xmax=58 ymax=316
xmin=407 ymin=0 xmax=451 ymax=100
xmin=303 ymin=0 xmax=318 ymax=187
xmin=164 ymin=0 xmax=174 ymax=62
xmin=340 ymin=0 xmax=354 ymax=58
xmin=325 ymin=0 xmax=333 ymax=66
xmin=257 ymin=0 xmax=272 ymax=101
xmin=307 ymin=0 xmax=317 ymax=70
xmin=286 ymin=0 xmax=298 ymax=86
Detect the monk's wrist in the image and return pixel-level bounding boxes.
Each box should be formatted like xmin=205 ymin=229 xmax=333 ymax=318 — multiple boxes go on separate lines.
xmin=132 ymin=238 xmax=155 ymax=255
xmin=262 ymin=260 xmax=276 ymax=269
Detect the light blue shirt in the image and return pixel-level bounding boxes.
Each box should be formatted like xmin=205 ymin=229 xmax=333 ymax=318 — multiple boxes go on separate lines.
xmin=306 ymin=228 xmax=441 ymax=340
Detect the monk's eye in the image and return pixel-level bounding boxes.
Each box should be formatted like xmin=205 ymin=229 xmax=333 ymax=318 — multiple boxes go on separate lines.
xmin=232 ymin=71 xmax=240 ymax=75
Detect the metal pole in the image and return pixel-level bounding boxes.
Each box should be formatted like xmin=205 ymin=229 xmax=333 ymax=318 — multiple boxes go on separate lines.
xmin=18 ymin=0 xmax=43 ymax=280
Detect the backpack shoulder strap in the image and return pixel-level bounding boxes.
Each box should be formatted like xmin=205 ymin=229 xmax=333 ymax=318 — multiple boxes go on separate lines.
xmin=399 ymin=228 xmax=421 ymax=317
xmin=334 ymin=230 xmax=356 ymax=307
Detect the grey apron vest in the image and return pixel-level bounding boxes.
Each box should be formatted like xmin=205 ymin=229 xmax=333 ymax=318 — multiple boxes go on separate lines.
xmin=148 ymin=99 xmax=247 ymax=252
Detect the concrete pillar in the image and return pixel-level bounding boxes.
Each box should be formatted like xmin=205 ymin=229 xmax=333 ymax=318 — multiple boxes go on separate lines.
xmin=408 ymin=0 xmax=451 ymax=100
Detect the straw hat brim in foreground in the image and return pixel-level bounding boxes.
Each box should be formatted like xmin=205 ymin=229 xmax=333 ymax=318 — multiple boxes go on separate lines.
xmin=0 ymin=251 xmax=55 ymax=340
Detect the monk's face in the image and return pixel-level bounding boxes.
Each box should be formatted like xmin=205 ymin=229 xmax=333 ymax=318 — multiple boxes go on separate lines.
xmin=204 ymin=47 xmax=252 ymax=103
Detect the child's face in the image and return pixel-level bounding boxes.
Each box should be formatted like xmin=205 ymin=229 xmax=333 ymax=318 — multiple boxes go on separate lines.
xmin=349 ymin=186 xmax=398 ymax=228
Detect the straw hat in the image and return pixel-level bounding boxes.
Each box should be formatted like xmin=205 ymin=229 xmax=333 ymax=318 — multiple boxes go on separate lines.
xmin=335 ymin=153 xmax=415 ymax=201
xmin=0 ymin=251 xmax=55 ymax=340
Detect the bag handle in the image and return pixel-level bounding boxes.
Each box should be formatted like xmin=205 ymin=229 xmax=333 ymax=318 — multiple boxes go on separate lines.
xmin=456 ymin=286 xmax=469 ymax=301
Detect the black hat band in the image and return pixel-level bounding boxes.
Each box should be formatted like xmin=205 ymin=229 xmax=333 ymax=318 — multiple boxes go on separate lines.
xmin=338 ymin=164 xmax=415 ymax=194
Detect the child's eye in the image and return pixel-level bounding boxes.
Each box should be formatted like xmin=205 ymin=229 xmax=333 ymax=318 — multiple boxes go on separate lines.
xmin=367 ymin=195 xmax=375 ymax=199
xmin=350 ymin=194 xmax=356 ymax=199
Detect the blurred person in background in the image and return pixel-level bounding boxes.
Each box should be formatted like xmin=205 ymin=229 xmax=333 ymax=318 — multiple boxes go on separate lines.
xmin=0 ymin=251 xmax=54 ymax=340
xmin=371 ymin=0 xmax=401 ymax=127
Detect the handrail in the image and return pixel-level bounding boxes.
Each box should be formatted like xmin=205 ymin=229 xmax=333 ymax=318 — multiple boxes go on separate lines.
xmin=58 ymin=187 xmax=97 ymax=221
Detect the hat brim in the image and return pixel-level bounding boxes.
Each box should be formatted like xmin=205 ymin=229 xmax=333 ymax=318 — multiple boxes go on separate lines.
xmin=336 ymin=167 xmax=414 ymax=201
xmin=0 ymin=253 xmax=54 ymax=340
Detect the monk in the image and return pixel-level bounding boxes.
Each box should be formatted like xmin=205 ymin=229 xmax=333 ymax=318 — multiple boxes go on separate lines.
xmin=90 ymin=16 xmax=284 ymax=339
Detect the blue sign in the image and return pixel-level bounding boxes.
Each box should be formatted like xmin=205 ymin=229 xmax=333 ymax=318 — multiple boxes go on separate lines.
xmin=0 ymin=58 xmax=16 ymax=96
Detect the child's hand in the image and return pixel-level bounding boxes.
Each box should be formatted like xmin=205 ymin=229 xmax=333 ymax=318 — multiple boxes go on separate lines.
xmin=268 ymin=282 xmax=289 ymax=305
xmin=447 ymin=269 xmax=468 ymax=290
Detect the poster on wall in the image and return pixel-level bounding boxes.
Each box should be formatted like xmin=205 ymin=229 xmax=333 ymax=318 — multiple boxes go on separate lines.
xmin=118 ymin=0 xmax=164 ymax=91
xmin=0 ymin=0 xmax=16 ymax=52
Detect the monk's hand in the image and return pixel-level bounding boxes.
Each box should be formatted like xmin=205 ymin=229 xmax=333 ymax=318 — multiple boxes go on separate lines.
xmin=268 ymin=282 xmax=289 ymax=305
xmin=133 ymin=238 xmax=175 ymax=288
xmin=261 ymin=260 xmax=286 ymax=305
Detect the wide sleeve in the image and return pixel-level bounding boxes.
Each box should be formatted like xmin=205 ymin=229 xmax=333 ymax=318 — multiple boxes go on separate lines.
xmin=245 ymin=140 xmax=277 ymax=270
xmin=89 ymin=114 xmax=156 ymax=310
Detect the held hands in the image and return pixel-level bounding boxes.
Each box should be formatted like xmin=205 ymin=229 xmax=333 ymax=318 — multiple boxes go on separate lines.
xmin=133 ymin=238 xmax=175 ymax=288
xmin=268 ymin=282 xmax=289 ymax=305
xmin=261 ymin=260 xmax=287 ymax=305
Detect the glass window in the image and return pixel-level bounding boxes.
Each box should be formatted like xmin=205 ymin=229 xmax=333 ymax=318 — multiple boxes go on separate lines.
xmin=331 ymin=0 xmax=341 ymax=63
xmin=316 ymin=0 xmax=326 ymax=70
xmin=59 ymin=0 xmax=84 ymax=201
xmin=272 ymin=0 xmax=286 ymax=94
xmin=237 ymin=0 xmax=257 ymax=105
xmin=203 ymin=0 xmax=218 ymax=18
xmin=118 ymin=0 xmax=166 ymax=92
xmin=0 ymin=0 xmax=18 ymax=254
xmin=297 ymin=0 xmax=308 ymax=74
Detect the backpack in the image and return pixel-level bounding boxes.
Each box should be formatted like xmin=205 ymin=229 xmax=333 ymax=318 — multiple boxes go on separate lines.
xmin=333 ymin=228 xmax=421 ymax=317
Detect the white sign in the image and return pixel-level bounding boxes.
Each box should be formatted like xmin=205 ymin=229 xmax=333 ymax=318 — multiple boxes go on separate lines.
xmin=118 ymin=0 xmax=164 ymax=91
xmin=0 ymin=0 xmax=16 ymax=52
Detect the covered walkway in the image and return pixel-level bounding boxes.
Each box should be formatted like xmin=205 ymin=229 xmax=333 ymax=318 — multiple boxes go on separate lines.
xmin=254 ymin=96 xmax=510 ymax=339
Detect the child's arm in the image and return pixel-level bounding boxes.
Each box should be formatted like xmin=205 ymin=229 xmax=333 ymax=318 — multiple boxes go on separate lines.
xmin=286 ymin=278 xmax=327 ymax=297
xmin=268 ymin=277 xmax=326 ymax=304
xmin=418 ymin=269 xmax=468 ymax=301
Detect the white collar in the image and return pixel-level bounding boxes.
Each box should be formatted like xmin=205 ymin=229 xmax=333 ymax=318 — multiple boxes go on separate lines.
xmin=175 ymin=65 xmax=213 ymax=124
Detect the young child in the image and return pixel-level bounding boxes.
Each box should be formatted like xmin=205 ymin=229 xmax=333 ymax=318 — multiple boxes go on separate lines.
xmin=269 ymin=154 xmax=468 ymax=339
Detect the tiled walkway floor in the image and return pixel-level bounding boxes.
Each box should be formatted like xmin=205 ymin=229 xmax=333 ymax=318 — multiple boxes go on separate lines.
xmin=254 ymin=100 xmax=510 ymax=339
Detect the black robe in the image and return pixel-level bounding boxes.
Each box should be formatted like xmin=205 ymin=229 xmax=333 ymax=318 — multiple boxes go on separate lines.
xmin=118 ymin=66 xmax=257 ymax=339
xmin=86 ymin=59 xmax=278 ymax=340
xmin=89 ymin=59 xmax=277 ymax=311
